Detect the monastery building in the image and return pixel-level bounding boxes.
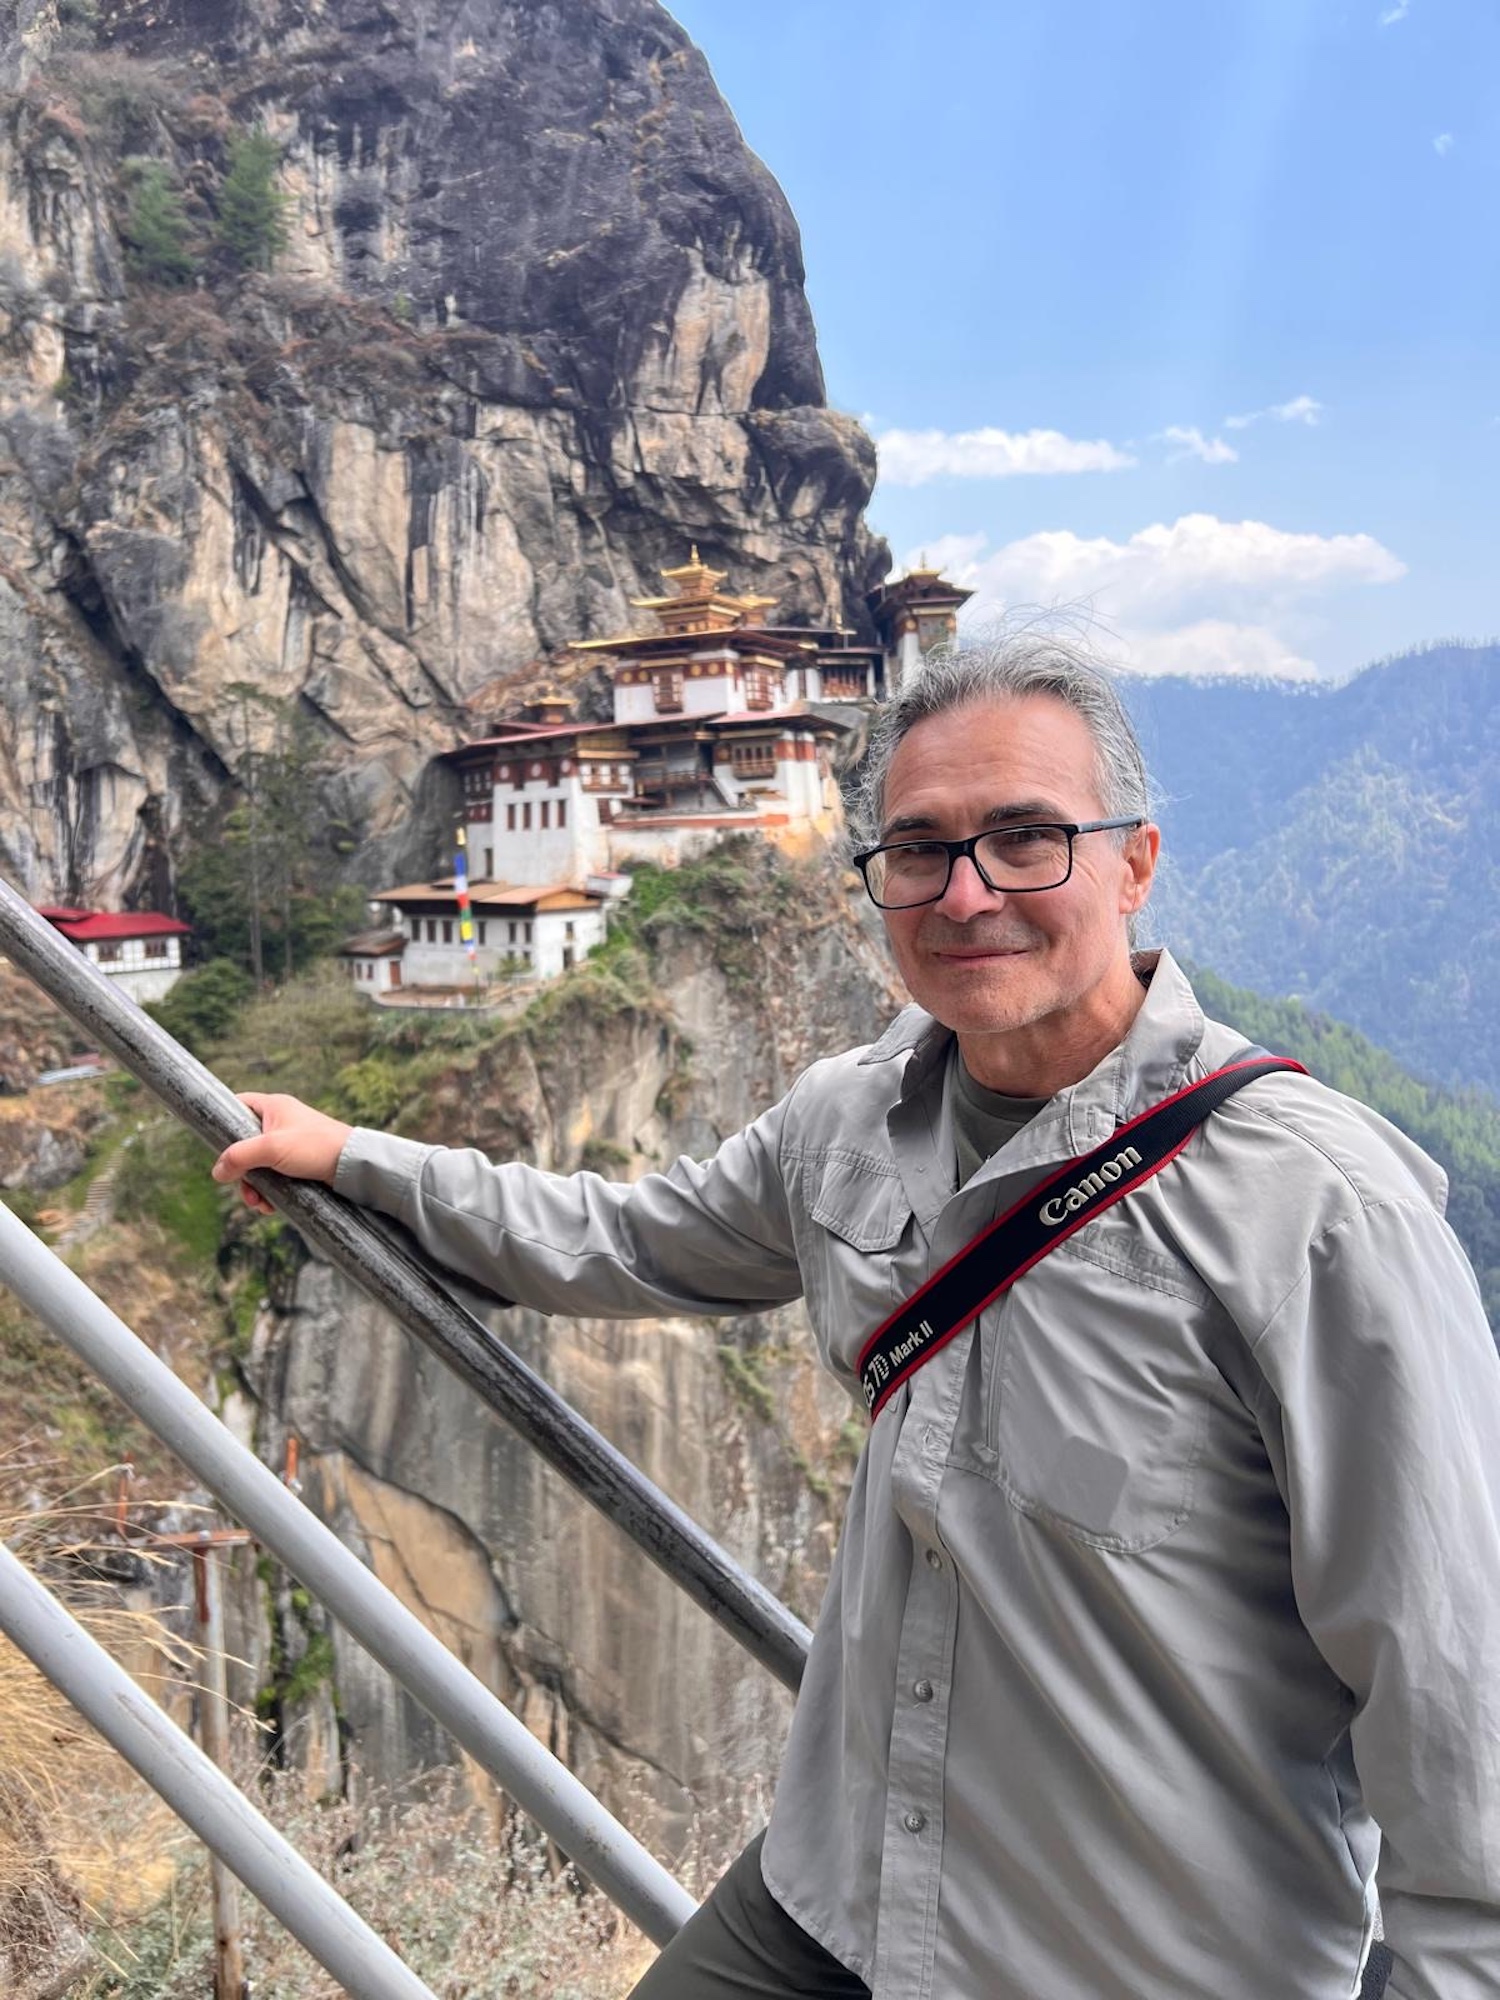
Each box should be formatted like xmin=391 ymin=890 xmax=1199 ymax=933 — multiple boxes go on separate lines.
xmin=343 ymin=556 xmax=970 ymax=997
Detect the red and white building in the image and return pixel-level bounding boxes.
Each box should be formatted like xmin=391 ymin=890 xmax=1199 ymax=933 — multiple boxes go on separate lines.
xmin=39 ymin=907 xmax=190 ymax=1005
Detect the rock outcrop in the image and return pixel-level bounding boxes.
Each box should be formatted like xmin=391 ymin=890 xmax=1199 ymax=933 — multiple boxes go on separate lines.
xmin=0 ymin=0 xmax=886 ymax=903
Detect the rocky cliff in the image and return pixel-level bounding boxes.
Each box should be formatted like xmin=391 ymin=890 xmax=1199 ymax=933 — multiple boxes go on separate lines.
xmin=0 ymin=0 xmax=885 ymax=906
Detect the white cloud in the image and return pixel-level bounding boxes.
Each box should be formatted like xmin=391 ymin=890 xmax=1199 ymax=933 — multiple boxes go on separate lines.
xmin=1115 ymin=621 xmax=1320 ymax=681
xmin=1159 ymin=425 xmax=1239 ymax=466
xmin=874 ymin=426 xmax=1136 ymax=486
xmin=1379 ymin=1 xmax=1410 ymax=24
xmin=896 ymin=513 xmax=1405 ymax=680
xmin=1224 ymin=394 xmax=1323 ymax=431
xmin=1434 ymin=132 xmax=1454 ymax=156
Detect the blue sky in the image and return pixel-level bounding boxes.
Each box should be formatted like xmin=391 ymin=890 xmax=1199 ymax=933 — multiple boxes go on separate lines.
xmin=668 ymin=0 xmax=1498 ymax=680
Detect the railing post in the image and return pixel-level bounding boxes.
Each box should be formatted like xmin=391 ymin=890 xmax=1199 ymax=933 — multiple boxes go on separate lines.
xmin=193 ymin=1540 xmax=248 ymax=2000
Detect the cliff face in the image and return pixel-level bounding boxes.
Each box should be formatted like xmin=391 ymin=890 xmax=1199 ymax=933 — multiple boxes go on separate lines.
xmin=242 ymin=851 xmax=905 ymax=1845
xmin=0 ymin=0 xmax=885 ymax=904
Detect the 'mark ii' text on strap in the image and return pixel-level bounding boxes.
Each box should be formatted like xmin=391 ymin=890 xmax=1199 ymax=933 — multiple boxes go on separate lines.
xmin=856 ymin=1055 xmax=1304 ymax=1423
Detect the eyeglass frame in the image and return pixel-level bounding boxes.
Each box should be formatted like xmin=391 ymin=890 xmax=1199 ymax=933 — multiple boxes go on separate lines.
xmin=851 ymin=816 xmax=1147 ymax=910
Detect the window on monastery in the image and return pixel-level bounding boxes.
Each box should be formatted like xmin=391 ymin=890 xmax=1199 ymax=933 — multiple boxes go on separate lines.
xmin=442 ymin=920 xmax=453 ymax=944
xmin=655 ymin=671 xmax=684 ymax=712
xmin=507 ymin=804 xmax=516 ymax=831
xmin=540 ymin=801 xmax=550 ymax=829
xmin=478 ymin=921 xmax=487 ymax=946
xmin=524 ymin=922 xmax=533 ymax=943
xmin=426 ymin=920 xmax=436 ymax=943
xmin=558 ymin=799 xmax=567 ymax=829
xmin=96 ymin=942 xmax=121 ymax=963
xmin=523 ymin=802 xmax=532 ymax=830
xmin=508 ymin=921 xmax=517 ymax=944
xmin=144 ymin=939 xmax=167 ymax=959
xmin=564 ymin=921 xmax=575 ymax=940
xmin=484 ymin=847 xmax=493 ymax=875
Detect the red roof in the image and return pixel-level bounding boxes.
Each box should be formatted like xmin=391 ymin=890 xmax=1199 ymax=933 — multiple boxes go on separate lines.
xmin=40 ymin=907 xmax=191 ymax=943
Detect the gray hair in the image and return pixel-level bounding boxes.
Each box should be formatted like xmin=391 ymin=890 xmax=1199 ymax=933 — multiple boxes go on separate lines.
xmin=849 ymin=630 xmax=1152 ymax=851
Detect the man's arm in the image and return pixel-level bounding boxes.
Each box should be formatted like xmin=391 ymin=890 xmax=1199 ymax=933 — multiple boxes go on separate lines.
xmin=214 ymin=1091 xmax=805 ymax=1320
xmin=1245 ymin=1197 xmax=1500 ymax=2000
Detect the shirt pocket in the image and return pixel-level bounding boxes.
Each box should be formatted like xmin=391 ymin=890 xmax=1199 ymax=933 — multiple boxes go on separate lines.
xmin=967 ymin=1232 xmax=1213 ymax=1553
xmin=799 ymin=1151 xmax=914 ymax=1379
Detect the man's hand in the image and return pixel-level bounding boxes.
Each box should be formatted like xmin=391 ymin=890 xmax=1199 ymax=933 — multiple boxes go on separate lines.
xmin=211 ymin=1093 xmax=353 ymax=1215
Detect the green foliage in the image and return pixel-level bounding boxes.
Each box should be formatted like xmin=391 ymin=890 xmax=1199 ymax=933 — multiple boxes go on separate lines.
xmin=176 ymin=692 xmax=368 ymax=982
xmin=1125 ymin=646 xmax=1500 ymax=1096
xmin=112 ymin=1119 xmax=225 ymax=1264
xmin=329 ymin=1055 xmax=405 ymax=1128
xmin=257 ymin=1627 xmax=335 ymax=1716
xmin=216 ymin=128 xmax=288 ymax=271
xmin=146 ymin=958 xmax=252 ymax=1054
xmin=205 ymin=968 xmax=374 ymax=1106
xmin=122 ymin=160 xmax=195 ymax=284
xmin=521 ymin=943 xmax=657 ymax=1046
xmin=1189 ymin=964 xmax=1500 ymax=1325
xmin=578 ymin=1137 xmax=631 ymax=1176
xmin=717 ymin=1342 xmax=776 ymax=1425
xmin=590 ymin=842 xmax=804 ymax=996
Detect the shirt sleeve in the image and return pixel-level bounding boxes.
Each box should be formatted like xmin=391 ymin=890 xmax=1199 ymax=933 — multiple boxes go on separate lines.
xmin=332 ymin=1098 xmax=804 ymax=1320
xmin=1244 ymin=1196 xmax=1500 ymax=2000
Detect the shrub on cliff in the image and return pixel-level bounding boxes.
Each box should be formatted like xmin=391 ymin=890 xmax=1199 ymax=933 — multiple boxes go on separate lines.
xmin=122 ymin=160 xmax=197 ymax=285
xmin=217 ymin=129 xmax=288 ymax=272
xmin=146 ymin=959 xmax=253 ymax=1056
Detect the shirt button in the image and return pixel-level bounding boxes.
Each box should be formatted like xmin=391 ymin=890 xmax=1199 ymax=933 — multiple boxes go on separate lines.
xmin=925 ymin=1549 xmax=943 ymax=1571
xmin=903 ymin=1809 xmax=927 ymax=1834
xmin=912 ymin=1679 xmax=935 ymax=1703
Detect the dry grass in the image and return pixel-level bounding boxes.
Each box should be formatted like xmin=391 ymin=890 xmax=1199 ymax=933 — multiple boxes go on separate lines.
xmin=0 ymin=1450 xmax=199 ymax=1996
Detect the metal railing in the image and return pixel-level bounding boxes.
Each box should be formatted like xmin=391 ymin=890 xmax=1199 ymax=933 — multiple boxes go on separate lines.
xmin=0 ymin=1538 xmax=441 ymax=2000
xmin=0 ymin=876 xmax=812 ymax=1696
xmin=0 ymin=873 xmax=822 ymax=1988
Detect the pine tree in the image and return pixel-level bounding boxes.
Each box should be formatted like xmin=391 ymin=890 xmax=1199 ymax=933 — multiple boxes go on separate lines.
xmin=217 ymin=129 xmax=288 ymax=272
xmin=125 ymin=162 xmax=195 ymax=286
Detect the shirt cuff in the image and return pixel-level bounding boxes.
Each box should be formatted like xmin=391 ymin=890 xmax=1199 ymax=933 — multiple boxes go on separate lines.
xmin=332 ymin=1127 xmax=437 ymax=1220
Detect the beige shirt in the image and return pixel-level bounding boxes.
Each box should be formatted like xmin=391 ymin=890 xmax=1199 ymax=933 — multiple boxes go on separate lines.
xmin=336 ymin=949 xmax=1500 ymax=2000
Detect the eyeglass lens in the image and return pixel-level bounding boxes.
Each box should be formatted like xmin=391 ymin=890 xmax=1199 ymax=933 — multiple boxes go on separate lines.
xmin=869 ymin=826 xmax=1073 ymax=907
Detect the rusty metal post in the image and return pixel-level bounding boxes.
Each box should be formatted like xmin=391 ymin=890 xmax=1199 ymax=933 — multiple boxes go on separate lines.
xmin=193 ymin=1540 xmax=247 ymax=2000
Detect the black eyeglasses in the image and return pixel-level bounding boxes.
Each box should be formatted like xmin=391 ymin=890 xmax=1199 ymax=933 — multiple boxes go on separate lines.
xmin=853 ymin=818 xmax=1145 ymax=910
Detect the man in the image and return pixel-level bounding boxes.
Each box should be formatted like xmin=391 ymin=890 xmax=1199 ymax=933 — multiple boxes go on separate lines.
xmin=213 ymin=640 xmax=1500 ymax=2000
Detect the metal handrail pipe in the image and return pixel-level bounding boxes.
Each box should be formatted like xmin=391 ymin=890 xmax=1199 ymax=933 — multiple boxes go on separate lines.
xmin=0 ymin=1197 xmax=696 ymax=1944
xmin=0 ymin=1540 xmax=439 ymax=2000
xmin=0 ymin=876 xmax=811 ymax=1692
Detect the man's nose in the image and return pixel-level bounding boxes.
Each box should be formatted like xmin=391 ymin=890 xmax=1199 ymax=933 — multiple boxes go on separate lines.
xmin=933 ymin=850 xmax=1006 ymax=921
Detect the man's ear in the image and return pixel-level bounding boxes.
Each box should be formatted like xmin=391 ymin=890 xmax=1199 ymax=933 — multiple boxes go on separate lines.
xmin=1120 ymin=823 xmax=1161 ymax=914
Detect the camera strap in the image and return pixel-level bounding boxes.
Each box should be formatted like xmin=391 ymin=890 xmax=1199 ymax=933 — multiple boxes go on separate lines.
xmin=857 ymin=1052 xmax=1304 ymax=1422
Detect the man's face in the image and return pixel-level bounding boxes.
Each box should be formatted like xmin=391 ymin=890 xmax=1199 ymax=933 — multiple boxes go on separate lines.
xmin=876 ymin=696 xmax=1159 ymax=1041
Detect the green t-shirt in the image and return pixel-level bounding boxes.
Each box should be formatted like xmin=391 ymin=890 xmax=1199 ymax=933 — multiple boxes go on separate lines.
xmin=948 ymin=1048 xmax=1049 ymax=1187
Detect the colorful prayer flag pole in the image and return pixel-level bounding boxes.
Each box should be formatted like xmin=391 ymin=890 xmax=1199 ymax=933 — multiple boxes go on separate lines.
xmin=454 ymin=827 xmax=477 ymax=970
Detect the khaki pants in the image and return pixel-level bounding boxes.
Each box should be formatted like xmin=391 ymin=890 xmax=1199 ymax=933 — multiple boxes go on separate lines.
xmin=629 ymin=1833 xmax=869 ymax=1999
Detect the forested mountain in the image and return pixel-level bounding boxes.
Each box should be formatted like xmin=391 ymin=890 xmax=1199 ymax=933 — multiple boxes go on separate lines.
xmin=1187 ymin=965 xmax=1498 ymax=1328
xmin=1124 ymin=644 xmax=1498 ymax=1096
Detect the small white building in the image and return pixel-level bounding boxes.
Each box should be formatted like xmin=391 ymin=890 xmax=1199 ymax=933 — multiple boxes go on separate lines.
xmin=339 ymin=928 xmax=408 ymax=996
xmin=39 ymin=906 xmax=190 ymax=1005
xmin=341 ymin=882 xmax=609 ymax=1000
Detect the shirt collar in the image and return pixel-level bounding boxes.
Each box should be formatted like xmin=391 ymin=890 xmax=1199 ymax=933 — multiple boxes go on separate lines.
xmin=859 ymin=947 xmax=1208 ymax=1144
